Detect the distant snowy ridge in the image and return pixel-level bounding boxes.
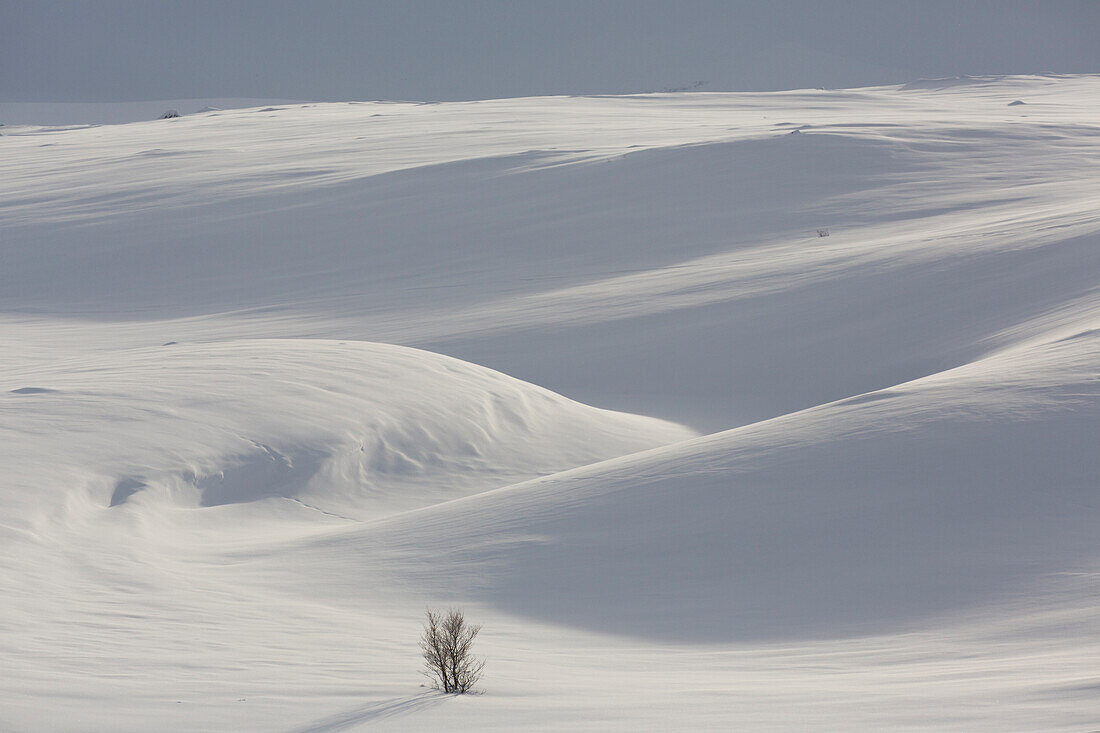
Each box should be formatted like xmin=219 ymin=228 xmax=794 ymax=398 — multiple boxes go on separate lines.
xmin=0 ymin=98 xmax=306 ymax=126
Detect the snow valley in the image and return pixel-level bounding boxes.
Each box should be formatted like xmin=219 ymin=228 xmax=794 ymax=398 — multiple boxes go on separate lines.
xmin=1 ymin=75 xmax=1098 ymax=731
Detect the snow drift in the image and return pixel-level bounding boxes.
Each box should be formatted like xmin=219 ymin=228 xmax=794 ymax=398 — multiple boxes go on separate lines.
xmin=0 ymin=338 xmax=691 ymax=520
xmin=293 ymin=324 xmax=1097 ymax=641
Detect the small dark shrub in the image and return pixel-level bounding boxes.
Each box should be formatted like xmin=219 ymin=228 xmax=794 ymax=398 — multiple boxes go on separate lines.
xmin=419 ymin=608 xmax=484 ymax=694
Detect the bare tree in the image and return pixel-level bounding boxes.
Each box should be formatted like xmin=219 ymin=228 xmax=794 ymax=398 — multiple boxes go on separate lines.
xmin=420 ymin=607 xmax=485 ymax=693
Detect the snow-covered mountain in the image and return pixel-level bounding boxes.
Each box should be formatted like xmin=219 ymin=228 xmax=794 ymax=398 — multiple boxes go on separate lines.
xmin=2 ymin=75 xmax=1097 ymax=731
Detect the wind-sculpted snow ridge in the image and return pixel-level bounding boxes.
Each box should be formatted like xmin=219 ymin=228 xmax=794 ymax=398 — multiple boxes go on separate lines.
xmin=0 ymin=338 xmax=691 ymax=522
xmin=1 ymin=75 xmax=1099 ymax=730
xmin=288 ymin=320 xmax=1098 ymax=643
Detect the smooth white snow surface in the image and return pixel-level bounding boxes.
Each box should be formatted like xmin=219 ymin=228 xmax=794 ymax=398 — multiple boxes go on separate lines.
xmin=1 ymin=75 xmax=1098 ymax=731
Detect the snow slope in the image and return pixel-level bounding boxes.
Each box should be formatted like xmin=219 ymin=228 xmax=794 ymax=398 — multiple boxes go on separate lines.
xmin=299 ymin=323 xmax=1097 ymax=641
xmin=1 ymin=75 xmax=1098 ymax=731
xmin=0 ymin=338 xmax=690 ymax=519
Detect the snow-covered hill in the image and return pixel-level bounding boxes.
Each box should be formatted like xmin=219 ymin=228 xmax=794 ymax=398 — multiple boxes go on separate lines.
xmin=1 ymin=75 xmax=1098 ymax=731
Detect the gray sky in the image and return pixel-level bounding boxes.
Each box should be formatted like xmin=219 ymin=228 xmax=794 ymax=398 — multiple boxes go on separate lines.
xmin=2 ymin=0 xmax=1097 ymax=102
